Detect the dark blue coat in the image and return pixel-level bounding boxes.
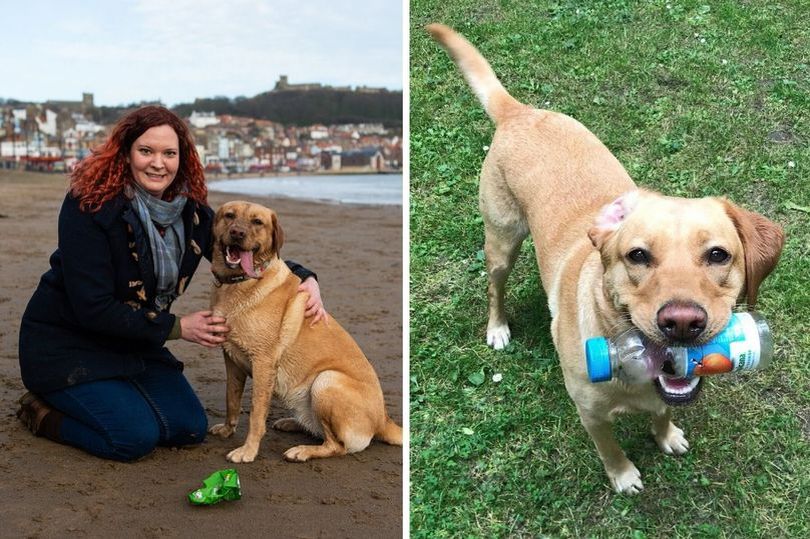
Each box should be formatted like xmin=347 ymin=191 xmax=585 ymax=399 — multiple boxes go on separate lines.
xmin=19 ymin=192 xmax=313 ymax=393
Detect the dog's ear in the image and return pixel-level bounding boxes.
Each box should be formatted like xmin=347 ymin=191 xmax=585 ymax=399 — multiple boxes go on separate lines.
xmin=588 ymin=190 xmax=640 ymax=249
xmin=721 ymin=200 xmax=784 ymax=307
xmin=270 ymin=212 xmax=284 ymax=257
xmin=214 ymin=203 xmax=233 ymax=223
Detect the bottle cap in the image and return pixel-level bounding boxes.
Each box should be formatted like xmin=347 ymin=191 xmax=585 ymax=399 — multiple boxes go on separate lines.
xmin=585 ymin=337 xmax=612 ymax=382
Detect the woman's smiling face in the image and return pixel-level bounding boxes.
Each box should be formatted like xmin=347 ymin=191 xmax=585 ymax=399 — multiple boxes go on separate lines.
xmin=128 ymin=124 xmax=180 ymax=198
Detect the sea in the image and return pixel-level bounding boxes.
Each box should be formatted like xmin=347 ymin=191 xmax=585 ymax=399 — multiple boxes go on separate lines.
xmin=207 ymin=173 xmax=402 ymax=206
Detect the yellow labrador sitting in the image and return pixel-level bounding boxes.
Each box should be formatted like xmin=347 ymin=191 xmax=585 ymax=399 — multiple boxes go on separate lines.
xmin=208 ymin=201 xmax=402 ymax=463
xmin=428 ymin=24 xmax=784 ymax=493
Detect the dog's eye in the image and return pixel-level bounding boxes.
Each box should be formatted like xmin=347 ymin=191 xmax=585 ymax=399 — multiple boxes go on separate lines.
xmin=707 ymin=247 xmax=731 ymax=264
xmin=251 ymin=218 xmax=264 ymax=226
xmin=224 ymin=212 xmax=235 ymax=220
xmin=626 ymin=248 xmax=650 ymax=265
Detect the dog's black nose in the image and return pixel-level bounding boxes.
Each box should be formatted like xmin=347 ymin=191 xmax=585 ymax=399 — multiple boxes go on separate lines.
xmin=229 ymin=227 xmax=246 ymax=240
xmin=656 ymin=302 xmax=707 ymax=342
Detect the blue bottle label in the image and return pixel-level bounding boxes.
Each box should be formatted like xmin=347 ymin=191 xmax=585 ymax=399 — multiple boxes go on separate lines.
xmin=685 ymin=313 xmax=761 ymax=377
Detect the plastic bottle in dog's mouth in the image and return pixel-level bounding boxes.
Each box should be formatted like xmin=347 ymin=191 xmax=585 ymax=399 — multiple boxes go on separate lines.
xmin=585 ymin=312 xmax=773 ymax=388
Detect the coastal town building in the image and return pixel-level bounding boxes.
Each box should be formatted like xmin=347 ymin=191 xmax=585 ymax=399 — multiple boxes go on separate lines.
xmin=45 ymin=92 xmax=94 ymax=113
xmin=273 ymin=75 xmax=354 ymax=93
xmin=188 ymin=111 xmax=219 ymax=129
xmin=0 ymin=94 xmax=402 ymax=175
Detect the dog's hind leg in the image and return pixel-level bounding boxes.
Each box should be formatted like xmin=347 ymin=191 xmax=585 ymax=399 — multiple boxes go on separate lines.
xmin=283 ymin=370 xmax=376 ymax=462
xmin=272 ymin=418 xmax=306 ymax=432
xmin=484 ymin=223 xmax=526 ymax=349
xmin=480 ymin=165 xmax=528 ymax=349
xmin=283 ymin=426 xmax=349 ymax=462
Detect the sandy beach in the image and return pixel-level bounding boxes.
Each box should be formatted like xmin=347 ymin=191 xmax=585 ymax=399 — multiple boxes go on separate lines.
xmin=0 ymin=170 xmax=403 ymax=537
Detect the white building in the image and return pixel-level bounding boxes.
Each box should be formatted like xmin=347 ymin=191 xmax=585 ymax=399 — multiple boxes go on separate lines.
xmin=310 ymin=125 xmax=329 ymax=139
xmin=194 ymin=144 xmax=206 ymax=163
xmin=36 ymin=110 xmax=58 ymax=136
xmin=297 ymin=156 xmax=318 ymax=171
xmin=63 ymin=128 xmax=80 ymax=154
xmin=72 ymin=113 xmax=103 ymax=135
xmin=189 ymin=111 xmax=219 ymax=129
xmin=0 ymin=138 xmax=60 ymax=158
xmin=1 ymin=140 xmax=28 ymax=157
xmin=218 ymin=137 xmax=229 ymax=159
xmin=356 ymin=123 xmax=386 ymax=135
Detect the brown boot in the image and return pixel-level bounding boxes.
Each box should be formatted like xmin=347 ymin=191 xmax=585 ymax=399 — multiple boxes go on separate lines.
xmin=16 ymin=392 xmax=61 ymax=440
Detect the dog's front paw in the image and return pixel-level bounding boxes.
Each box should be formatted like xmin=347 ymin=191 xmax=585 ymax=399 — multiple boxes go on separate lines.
xmin=486 ymin=324 xmax=511 ymax=350
xmin=208 ymin=423 xmax=236 ymax=438
xmin=653 ymin=422 xmax=690 ymax=456
xmin=226 ymin=444 xmax=258 ymax=463
xmin=607 ymin=462 xmax=644 ymax=494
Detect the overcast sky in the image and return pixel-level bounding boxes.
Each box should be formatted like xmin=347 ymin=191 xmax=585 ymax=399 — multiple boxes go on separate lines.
xmin=1 ymin=0 xmax=403 ymax=107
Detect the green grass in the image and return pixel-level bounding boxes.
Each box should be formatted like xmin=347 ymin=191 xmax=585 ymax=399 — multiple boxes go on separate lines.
xmin=409 ymin=1 xmax=810 ymax=536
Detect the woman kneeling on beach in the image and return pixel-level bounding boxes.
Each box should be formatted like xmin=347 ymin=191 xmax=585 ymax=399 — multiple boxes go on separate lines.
xmin=17 ymin=106 xmax=327 ymax=461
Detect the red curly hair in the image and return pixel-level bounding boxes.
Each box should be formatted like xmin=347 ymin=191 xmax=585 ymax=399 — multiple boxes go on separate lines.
xmin=70 ymin=106 xmax=207 ymax=212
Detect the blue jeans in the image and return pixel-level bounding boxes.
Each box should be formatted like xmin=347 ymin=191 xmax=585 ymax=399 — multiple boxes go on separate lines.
xmin=41 ymin=361 xmax=207 ymax=462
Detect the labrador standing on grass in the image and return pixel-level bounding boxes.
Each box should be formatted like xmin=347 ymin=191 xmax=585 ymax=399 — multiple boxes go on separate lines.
xmin=428 ymin=24 xmax=783 ymax=494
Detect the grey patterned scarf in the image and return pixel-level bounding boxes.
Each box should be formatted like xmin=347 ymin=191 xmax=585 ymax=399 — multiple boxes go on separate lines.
xmin=131 ymin=183 xmax=187 ymax=311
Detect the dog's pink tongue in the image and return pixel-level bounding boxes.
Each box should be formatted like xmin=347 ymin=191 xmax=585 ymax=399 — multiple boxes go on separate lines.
xmin=664 ymin=377 xmax=692 ymax=388
xmin=239 ymin=250 xmax=258 ymax=278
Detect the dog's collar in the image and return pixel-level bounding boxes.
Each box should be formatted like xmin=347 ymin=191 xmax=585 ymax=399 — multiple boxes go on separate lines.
xmin=212 ymin=273 xmax=248 ymax=287
xmin=212 ymin=259 xmax=272 ymax=287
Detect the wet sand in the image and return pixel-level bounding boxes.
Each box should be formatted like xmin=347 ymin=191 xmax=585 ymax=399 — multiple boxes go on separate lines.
xmin=0 ymin=170 xmax=403 ymax=538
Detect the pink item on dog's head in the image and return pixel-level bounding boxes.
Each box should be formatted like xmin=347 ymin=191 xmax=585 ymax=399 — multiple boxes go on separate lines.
xmin=588 ymin=190 xmax=640 ymax=249
xmin=595 ymin=191 xmax=639 ymax=229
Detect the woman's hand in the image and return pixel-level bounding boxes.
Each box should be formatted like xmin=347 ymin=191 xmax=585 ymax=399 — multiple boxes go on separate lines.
xmin=298 ymin=277 xmax=329 ymax=326
xmin=180 ymin=311 xmax=230 ymax=347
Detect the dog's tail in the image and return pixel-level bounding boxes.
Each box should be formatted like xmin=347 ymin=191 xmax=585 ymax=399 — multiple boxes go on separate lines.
xmin=426 ymin=23 xmax=525 ymax=124
xmin=376 ymin=416 xmax=403 ymax=446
